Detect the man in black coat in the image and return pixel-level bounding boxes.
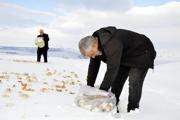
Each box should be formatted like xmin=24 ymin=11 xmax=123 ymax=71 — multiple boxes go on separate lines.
xmin=78 ymin=26 xmax=156 ymax=112
xmin=37 ymin=29 xmax=49 ymax=63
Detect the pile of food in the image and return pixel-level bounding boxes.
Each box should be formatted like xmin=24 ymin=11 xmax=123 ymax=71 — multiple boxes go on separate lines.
xmin=75 ymin=86 xmax=116 ymax=112
xmin=0 ymin=68 xmax=81 ymax=100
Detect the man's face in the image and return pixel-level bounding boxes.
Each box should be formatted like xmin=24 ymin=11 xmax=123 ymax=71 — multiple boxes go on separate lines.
xmin=84 ymin=41 xmax=99 ymax=58
xmin=39 ymin=29 xmax=44 ymax=35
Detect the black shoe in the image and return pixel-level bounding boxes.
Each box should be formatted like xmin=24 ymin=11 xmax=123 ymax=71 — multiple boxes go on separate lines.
xmin=128 ymin=107 xmax=139 ymax=112
xmin=127 ymin=104 xmax=139 ymax=112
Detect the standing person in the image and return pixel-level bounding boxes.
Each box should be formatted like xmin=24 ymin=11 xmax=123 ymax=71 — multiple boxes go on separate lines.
xmin=36 ymin=29 xmax=49 ymax=63
xmin=78 ymin=26 xmax=156 ymax=112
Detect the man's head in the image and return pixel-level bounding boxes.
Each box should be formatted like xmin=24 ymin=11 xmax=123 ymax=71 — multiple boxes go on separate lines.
xmin=79 ymin=36 xmax=101 ymax=58
xmin=39 ymin=29 xmax=44 ymax=35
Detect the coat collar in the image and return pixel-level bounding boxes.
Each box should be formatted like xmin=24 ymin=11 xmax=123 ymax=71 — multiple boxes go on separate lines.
xmin=93 ymin=26 xmax=117 ymax=46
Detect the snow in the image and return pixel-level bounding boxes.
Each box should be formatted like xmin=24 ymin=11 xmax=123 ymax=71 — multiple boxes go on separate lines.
xmin=0 ymin=47 xmax=180 ymax=120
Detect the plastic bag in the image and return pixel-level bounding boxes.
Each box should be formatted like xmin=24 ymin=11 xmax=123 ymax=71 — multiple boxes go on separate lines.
xmin=35 ymin=37 xmax=45 ymax=48
xmin=75 ymin=86 xmax=116 ymax=112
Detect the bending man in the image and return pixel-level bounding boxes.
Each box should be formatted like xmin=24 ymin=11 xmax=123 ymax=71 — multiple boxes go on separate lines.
xmin=78 ymin=26 xmax=156 ymax=112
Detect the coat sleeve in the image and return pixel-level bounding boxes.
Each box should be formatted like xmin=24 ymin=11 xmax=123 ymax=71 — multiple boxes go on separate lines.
xmin=46 ymin=34 xmax=49 ymax=41
xmin=100 ymin=41 xmax=123 ymax=91
xmin=87 ymin=56 xmax=101 ymax=87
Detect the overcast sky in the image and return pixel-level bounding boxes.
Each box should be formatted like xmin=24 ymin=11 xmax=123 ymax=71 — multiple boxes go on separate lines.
xmin=0 ymin=0 xmax=179 ymax=49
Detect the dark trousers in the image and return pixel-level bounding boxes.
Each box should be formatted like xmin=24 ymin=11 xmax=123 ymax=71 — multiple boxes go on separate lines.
xmin=37 ymin=48 xmax=48 ymax=62
xmin=111 ymin=66 xmax=148 ymax=111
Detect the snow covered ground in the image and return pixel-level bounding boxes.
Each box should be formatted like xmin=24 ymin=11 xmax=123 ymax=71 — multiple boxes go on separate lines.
xmin=0 ymin=47 xmax=180 ymax=120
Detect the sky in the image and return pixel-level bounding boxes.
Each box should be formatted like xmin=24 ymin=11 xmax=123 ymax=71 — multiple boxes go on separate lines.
xmin=0 ymin=0 xmax=177 ymax=10
xmin=0 ymin=0 xmax=179 ymax=49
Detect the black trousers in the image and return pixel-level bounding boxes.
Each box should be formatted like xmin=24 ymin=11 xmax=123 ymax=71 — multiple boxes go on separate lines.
xmin=111 ymin=66 xmax=148 ymax=111
xmin=37 ymin=48 xmax=48 ymax=62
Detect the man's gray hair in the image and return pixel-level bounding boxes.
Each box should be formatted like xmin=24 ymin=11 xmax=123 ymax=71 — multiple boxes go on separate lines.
xmin=79 ymin=36 xmax=96 ymax=55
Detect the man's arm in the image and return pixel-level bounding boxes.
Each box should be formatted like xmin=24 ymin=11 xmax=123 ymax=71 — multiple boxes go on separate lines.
xmin=46 ymin=34 xmax=49 ymax=41
xmin=100 ymin=41 xmax=123 ymax=91
xmin=87 ymin=56 xmax=101 ymax=87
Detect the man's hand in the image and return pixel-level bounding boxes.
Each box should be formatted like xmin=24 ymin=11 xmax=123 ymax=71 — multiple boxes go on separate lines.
xmin=108 ymin=91 xmax=114 ymax=97
xmin=99 ymin=87 xmax=115 ymax=97
xmin=99 ymin=86 xmax=108 ymax=92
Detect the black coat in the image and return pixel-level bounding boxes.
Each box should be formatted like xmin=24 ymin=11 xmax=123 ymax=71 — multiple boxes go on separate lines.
xmin=87 ymin=26 xmax=156 ymax=91
xmin=37 ymin=33 xmax=49 ymax=49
